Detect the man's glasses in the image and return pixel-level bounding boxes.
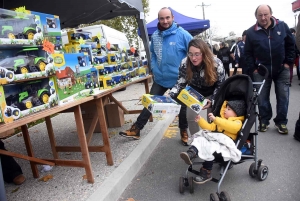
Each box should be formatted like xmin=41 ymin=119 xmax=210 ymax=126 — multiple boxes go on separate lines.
xmin=187 ymin=52 xmax=202 ymax=57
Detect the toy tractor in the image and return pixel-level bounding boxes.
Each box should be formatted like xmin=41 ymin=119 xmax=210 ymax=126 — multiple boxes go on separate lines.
xmin=0 ymin=13 xmax=37 ymax=39
xmin=6 ymin=88 xmax=50 ymax=110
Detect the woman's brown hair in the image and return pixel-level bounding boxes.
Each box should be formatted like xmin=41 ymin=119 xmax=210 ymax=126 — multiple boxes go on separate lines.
xmin=186 ymin=39 xmax=217 ymax=86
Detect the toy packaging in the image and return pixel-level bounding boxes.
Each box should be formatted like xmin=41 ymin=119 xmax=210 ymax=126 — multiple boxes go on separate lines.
xmin=53 ymin=53 xmax=100 ymax=104
xmin=177 ymin=86 xmax=207 ymax=114
xmin=142 ymin=94 xmax=181 ymax=116
xmin=0 ymin=77 xmax=58 ymax=123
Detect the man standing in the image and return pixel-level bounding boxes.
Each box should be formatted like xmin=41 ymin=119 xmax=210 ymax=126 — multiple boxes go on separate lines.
xmin=244 ymin=4 xmax=294 ymax=134
xmin=119 ymin=7 xmax=193 ymax=145
xmin=234 ymin=30 xmax=247 ymax=74
xmin=218 ymin=42 xmax=231 ymax=77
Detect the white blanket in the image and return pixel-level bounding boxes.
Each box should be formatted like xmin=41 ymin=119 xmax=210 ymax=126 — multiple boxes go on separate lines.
xmin=191 ymin=130 xmax=241 ymax=162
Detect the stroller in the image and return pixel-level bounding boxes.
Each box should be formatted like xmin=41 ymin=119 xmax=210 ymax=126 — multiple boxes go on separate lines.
xmin=179 ymin=64 xmax=270 ymax=201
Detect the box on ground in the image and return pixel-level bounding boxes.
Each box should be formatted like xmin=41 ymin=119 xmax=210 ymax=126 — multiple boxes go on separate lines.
xmin=177 ymin=86 xmax=207 ymax=114
xmin=230 ymin=68 xmax=242 ymax=77
xmin=105 ymin=102 xmax=124 ymax=128
xmin=142 ymin=94 xmax=181 ymax=116
xmin=80 ymin=97 xmax=109 ymax=133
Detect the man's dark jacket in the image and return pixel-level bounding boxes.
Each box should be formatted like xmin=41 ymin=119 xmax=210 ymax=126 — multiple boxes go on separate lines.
xmin=244 ymin=17 xmax=295 ymax=78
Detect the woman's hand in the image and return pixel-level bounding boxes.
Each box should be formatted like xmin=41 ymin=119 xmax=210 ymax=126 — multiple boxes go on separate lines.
xmin=195 ymin=115 xmax=201 ymax=122
xmin=208 ymin=113 xmax=216 ymax=122
xmin=202 ymin=99 xmax=212 ymax=110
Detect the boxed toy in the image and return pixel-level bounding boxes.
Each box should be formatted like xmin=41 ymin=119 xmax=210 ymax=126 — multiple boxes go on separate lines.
xmin=142 ymin=94 xmax=181 ymax=116
xmin=53 ymin=53 xmax=100 ymax=104
xmin=0 ymin=47 xmax=56 ymax=85
xmin=177 ymin=86 xmax=207 ymax=114
xmin=0 ymin=8 xmax=38 ymax=45
xmin=0 ymin=77 xmax=58 ymax=123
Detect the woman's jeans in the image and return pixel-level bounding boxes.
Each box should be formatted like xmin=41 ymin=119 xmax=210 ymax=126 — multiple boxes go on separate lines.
xmin=135 ymin=81 xmax=188 ymax=130
xmin=253 ymin=67 xmax=290 ymax=125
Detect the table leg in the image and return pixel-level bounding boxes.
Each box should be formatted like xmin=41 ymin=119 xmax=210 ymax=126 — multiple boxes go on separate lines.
xmin=21 ymin=125 xmax=39 ymax=178
xmin=73 ymin=105 xmax=94 ymax=183
xmin=45 ymin=117 xmax=59 ymax=159
xmin=0 ymin=157 xmax=7 ymax=201
xmin=96 ymin=97 xmax=113 ymax=166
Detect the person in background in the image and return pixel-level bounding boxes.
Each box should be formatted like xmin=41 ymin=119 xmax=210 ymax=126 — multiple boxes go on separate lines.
xmin=169 ymin=38 xmax=225 ymax=140
xmin=296 ymin=14 xmax=300 ymax=85
xmin=218 ymin=42 xmax=231 ymax=77
xmin=0 ymin=140 xmax=26 ymax=185
xmin=235 ymin=30 xmax=247 ymax=74
xmin=244 ymin=4 xmax=294 ymax=134
xmin=289 ymin=28 xmax=300 ymax=85
xmin=213 ymin=44 xmax=219 ymax=56
xmin=119 ymin=7 xmax=193 ymax=145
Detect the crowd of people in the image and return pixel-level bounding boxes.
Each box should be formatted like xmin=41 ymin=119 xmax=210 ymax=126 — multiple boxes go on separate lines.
xmin=1 ymin=4 xmax=300 ymax=188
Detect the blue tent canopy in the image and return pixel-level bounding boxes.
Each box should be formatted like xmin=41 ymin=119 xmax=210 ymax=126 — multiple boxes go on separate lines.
xmin=141 ymin=7 xmax=210 ymax=37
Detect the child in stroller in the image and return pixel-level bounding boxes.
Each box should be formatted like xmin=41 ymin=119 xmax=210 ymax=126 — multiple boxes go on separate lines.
xmin=180 ymin=99 xmax=246 ymax=184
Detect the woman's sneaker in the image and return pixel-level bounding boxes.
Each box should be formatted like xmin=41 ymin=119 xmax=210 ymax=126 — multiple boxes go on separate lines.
xmin=193 ymin=167 xmax=212 ymax=184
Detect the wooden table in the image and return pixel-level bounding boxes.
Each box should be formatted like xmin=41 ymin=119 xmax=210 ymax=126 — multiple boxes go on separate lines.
xmin=0 ymin=75 xmax=152 ymax=189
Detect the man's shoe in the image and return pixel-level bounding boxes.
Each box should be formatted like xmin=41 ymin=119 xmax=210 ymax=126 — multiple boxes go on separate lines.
xmin=180 ymin=149 xmax=197 ymax=165
xmin=180 ymin=129 xmax=188 ymax=146
xmin=275 ymin=124 xmax=288 ymax=134
xmin=193 ymin=167 xmax=212 ymax=184
xmin=13 ymin=174 xmax=26 ymax=185
xmin=259 ymin=124 xmax=269 ymax=132
xmin=119 ymin=124 xmax=140 ymax=140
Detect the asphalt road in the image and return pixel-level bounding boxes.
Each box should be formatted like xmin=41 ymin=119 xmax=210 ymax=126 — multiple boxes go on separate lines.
xmin=118 ymin=75 xmax=300 ymax=201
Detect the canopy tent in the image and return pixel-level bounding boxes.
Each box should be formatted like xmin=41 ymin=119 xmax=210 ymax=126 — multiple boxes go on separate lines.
xmin=0 ymin=0 xmax=151 ymax=67
xmin=141 ymin=7 xmax=210 ymax=37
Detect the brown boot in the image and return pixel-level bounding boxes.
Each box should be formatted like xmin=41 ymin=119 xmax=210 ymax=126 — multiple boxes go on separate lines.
xmin=193 ymin=167 xmax=212 ymax=184
xmin=13 ymin=174 xmax=26 ymax=185
xmin=119 ymin=124 xmax=140 ymax=140
xmin=180 ymin=129 xmax=188 ymax=146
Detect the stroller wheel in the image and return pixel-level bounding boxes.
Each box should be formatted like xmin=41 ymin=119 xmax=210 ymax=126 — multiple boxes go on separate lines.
xmin=257 ymin=165 xmax=269 ymax=181
xmin=219 ymin=191 xmax=231 ymax=201
xmin=210 ymin=192 xmax=220 ymax=201
xmin=188 ymin=177 xmax=194 ymax=194
xmin=249 ymin=162 xmax=256 ymax=178
xmin=179 ymin=177 xmax=184 ymax=194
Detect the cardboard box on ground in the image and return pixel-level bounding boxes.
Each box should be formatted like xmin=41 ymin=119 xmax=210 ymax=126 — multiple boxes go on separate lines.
xmin=80 ymin=97 xmax=124 ymax=132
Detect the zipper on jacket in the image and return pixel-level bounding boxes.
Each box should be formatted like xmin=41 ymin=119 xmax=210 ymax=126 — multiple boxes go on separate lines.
xmin=267 ymin=29 xmax=272 ymax=77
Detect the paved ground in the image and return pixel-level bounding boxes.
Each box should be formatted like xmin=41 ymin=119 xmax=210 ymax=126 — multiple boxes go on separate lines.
xmin=118 ymin=74 xmax=300 ymax=201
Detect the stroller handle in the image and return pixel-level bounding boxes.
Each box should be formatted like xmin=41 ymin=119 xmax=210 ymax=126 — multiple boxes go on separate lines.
xmin=257 ymin=63 xmax=269 ymax=79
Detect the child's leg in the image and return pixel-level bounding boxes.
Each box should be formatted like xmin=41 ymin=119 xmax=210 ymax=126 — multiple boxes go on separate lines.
xmin=194 ymin=160 xmax=213 ymax=184
xmin=180 ymin=146 xmax=198 ymax=165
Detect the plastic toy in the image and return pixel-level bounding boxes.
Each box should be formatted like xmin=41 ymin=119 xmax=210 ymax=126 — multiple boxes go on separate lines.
xmin=93 ymin=55 xmax=107 ymax=64
xmin=77 ymin=56 xmax=86 ymax=67
xmin=0 ymin=47 xmax=48 ymax=74
xmin=0 ymin=11 xmax=37 ymax=39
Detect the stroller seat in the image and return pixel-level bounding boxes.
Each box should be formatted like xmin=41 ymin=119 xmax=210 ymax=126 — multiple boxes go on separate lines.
xmin=179 ymin=74 xmax=269 ymax=201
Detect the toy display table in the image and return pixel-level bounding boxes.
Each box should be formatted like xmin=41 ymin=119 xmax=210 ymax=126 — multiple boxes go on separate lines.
xmin=0 ymin=75 xmax=152 ymax=199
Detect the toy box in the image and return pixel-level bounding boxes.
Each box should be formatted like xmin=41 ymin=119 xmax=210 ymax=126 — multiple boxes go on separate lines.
xmin=177 ymin=86 xmax=207 ymax=114
xmin=53 ymin=53 xmax=100 ymax=104
xmin=0 ymin=8 xmax=38 ymax=45
xmin=0 ymin=47 xmax=56 ymax=85
xmin=142 ymin=94 xmax=181 ymax=116
xmin=29 ymin=10 xmax=62 ymax=48
xmin=0 ymin=77 xmax=58 ymax=123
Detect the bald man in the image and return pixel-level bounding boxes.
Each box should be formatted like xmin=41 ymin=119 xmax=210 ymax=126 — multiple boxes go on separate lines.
xmin=119 ymin=7 xmax=193 ymax=145
xmin=244 ymin=4 xmax=295 ymax=134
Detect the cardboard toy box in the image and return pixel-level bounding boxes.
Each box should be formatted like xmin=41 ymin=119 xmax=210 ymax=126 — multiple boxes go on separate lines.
xmin=105 ymin=102 xmax=124 ymax=128
xmin=230 ymin=68 xmax=242 ymax=77
xmin=53 ymin=53 xmax=100 ymax=104
xmin=0 ymin=47 xmax=56 ymax=85
xmin=142 ymin=94 xmax=181 ymax=116
xmin=177 ymin=86 xmax=207 ymax=114
xmin=0 ymin=77 xmax=59 ymax=123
